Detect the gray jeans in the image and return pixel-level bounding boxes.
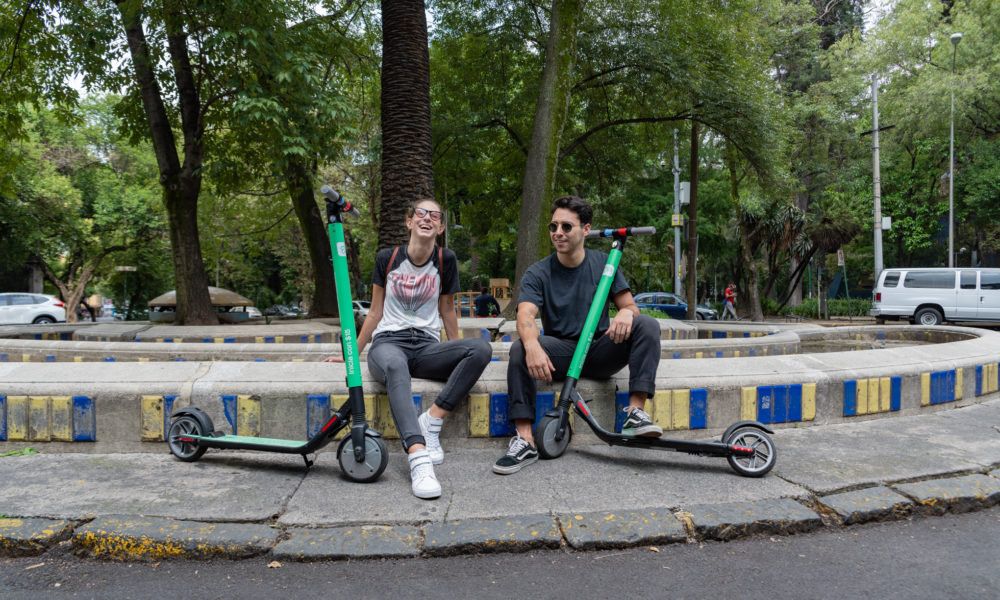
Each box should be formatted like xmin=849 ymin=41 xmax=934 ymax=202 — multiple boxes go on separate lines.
xmin=367 ymin=330 xmax=492 ymax=450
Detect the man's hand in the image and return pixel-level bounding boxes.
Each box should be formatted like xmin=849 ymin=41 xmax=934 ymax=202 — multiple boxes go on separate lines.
xmin=322 ymin=355 xmax=345 ymax=363
xmin=605 ymin=309 xmax=634 ymax=344
xmin=524 ymin=341 xmax=556 ymax=382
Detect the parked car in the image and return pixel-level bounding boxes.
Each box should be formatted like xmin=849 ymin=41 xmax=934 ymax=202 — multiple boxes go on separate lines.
xmin=246 ymin=306 xmax=263 ymax=319
xmin=633 ymin=292 xmax=718 ymax=320
xmin=870 ymin=267 xmax=1000 ymax=325
xmin=353 ymin=300 xmax=370 ymax=320
xmin=0 ymin=293 xmax=67 ymax=325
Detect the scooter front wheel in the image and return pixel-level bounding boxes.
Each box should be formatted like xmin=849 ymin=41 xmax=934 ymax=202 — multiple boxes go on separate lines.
xmin=724 ymin=426 xmax=776 ymax=477
xmin=535 ymin=414 xmax=571 ymax=459
xmin=167 ymin=415 xmax=209 ymax=462
xmin=337 ymin=434 xmax=388 ymax=483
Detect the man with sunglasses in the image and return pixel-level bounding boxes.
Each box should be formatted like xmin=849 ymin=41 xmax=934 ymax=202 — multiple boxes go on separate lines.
xmin=494 ymin=195 xmax=663 ymax=475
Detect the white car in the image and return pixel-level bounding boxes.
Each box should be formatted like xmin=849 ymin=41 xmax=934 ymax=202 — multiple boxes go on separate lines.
xmin=353 ymin=300 xmax=371 ymax=319
xmin=0 ymin=293 xmax=67 ymax=325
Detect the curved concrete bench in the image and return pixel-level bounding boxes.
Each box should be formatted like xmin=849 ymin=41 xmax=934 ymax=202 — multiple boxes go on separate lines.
xmin=1 ymin=323 xmax=998 ymax=455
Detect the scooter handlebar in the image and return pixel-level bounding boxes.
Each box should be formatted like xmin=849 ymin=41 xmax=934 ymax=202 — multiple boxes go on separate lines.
xmin=586 ymin=226 xmax=656 ymax=239
xmin=321 ymin=185 xmax=360 ymax=218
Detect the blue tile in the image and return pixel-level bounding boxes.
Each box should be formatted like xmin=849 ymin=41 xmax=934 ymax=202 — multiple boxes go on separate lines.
xmin=72 ymin=396 xmax=96 ymax=441
xmin=489 ymin=393 xmax=513 ymax=437
xmin=757 ymin=386 xmax=773 ymax=424
xmin=307 ymin=395 xmax=330 ymax=439
xmin=788 ymin=384 xmax=802 ymax=422
xmin=843 ymin=380 xmax=857 ymax=416
xmin=689 ymin=389 xmax=707 ymax=429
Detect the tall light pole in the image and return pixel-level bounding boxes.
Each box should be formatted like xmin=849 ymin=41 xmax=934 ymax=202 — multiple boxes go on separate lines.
xmin=672 ymin=129 xmax=681 ymax=295
xmin=871 ymin=75 xmax=884 ymax=281
xmin=948 ymin=32 xmax=962 ymax=268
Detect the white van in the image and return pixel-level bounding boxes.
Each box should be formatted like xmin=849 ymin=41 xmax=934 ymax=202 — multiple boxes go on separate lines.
xmin=870 ymin=268 xmax=1000 ymax=325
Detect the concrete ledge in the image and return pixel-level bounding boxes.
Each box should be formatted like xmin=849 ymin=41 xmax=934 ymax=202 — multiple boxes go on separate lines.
xmin=893 ymin=474 xmax=1000 ymax=515
xmin=274 ymin=525 xmax=422 ymax=561
xmin=816 ymin=486 xmax=915 ymax=525
xmin=73 ymin=515 xmax=278 ymax=561
xmin=683 ymin=497 xmax=823 ymax=540
xmin=422 ymin=515 xmax=563 ymax=556
xmin=559 ymin=509 xmax=686 ymax=550
xmin=0 ymin=517 xmax=74 ymax=557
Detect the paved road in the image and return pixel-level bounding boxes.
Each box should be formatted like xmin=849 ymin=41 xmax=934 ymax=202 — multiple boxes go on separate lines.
xmin=2 ymin=505 xmax=998 ymax=599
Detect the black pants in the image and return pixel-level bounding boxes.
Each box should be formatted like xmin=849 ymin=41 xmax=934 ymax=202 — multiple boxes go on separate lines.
xmin=506 ymin=314 xmax=660 ymax=423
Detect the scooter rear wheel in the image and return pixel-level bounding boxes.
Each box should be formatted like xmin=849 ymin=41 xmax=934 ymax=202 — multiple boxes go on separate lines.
xmin=724 ymin=426 xmax=776 ymax=477
xmin=167 ymin=415 xmax=209 ymax=462
xmin=337 ymin=434 xmax=389 ymax=483
xmin=535 ymin=414 xmax=571 ymax=459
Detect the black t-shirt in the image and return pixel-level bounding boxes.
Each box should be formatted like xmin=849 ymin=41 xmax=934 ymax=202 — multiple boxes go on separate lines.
xmin=474 ymin=293 xmax=500 ymax=317
xmin=518 ymin=249 xmax=629 ymax=340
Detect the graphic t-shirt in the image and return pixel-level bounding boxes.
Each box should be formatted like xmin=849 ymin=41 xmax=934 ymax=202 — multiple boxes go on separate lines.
xmin=517 ymin=249 xmax=630 ymax=340
xmin=372 ymin=245 xmax=460 ymax=340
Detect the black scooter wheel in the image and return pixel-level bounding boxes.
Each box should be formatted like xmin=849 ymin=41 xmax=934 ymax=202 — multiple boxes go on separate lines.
xmin=337 ymin=434 xmax=389 ymax=483
xmin=535 ymin=414 xmax=571 ymax=459
xmin=167 ymin=415 xmax=208 ymax=462
xmin=725 ymin=426 xmax=776 ymax=477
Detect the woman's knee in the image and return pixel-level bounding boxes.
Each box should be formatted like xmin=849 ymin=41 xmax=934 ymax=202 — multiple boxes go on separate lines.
xmin=469 ymin=338 xmax=492 ymax=365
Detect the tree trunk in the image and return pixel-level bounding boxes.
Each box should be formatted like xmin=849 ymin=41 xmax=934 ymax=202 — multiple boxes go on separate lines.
xmin=380 ymin=0 xmax=433 ymax=251
xmin=284 ymin=160 xmax=338 ymax=317
xmin=510 ymin=0 xmax=584 ymax=316
xmin=116 ymin=0 xmax=215 ymax=325
xmin=686 ymin=122 xmax=699 ymax=319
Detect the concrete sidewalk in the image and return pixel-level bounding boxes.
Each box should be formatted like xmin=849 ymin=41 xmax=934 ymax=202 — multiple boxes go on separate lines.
xmin=2 ymin=399 xmax=1000 ymax=561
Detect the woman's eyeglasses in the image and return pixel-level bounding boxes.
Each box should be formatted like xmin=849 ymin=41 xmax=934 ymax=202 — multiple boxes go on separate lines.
xmin=412 ymin=207 xmax=444 ymax=221
xmin=548 ymin=222 xmax=576 ymax=233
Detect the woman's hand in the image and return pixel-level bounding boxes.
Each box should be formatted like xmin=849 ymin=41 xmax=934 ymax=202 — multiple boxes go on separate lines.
xmin=322 ymin=355 xmax=345 ymax=363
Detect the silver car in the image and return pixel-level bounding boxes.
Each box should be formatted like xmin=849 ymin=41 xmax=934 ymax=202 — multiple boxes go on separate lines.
xmin=0 ymin=293 xmax=67 ymax=325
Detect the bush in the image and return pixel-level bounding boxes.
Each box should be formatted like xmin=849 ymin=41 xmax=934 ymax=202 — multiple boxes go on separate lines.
xmin=790 ymin=297 xmax=872 ymax=318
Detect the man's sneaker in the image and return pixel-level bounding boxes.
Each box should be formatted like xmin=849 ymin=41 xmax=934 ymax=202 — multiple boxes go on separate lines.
xmin=621 ymin=406 xmax=663 ymax=437
xmin=492 ymin=435 xmax=539 ymax=475
xmin=408 ymin=449 xmax=442 ymax=499
xmin=418 ymin=410 xmax=444 ymax=465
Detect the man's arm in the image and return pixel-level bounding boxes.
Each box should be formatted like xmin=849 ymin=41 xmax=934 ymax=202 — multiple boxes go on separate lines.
xmin=517 ymin=301 xmax=555 ymax=381
xmin=606 ymin=290 xmax=640 ymax=343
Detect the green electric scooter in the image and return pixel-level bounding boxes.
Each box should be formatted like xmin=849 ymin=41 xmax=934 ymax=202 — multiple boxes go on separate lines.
xmin=165 ymin=186 xmax=389 ymax=482
xmin=533 ymin=226 xmax=776 ymax=477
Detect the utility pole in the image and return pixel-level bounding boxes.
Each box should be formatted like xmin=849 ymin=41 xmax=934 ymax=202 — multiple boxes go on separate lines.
xmin=672 ymin=128 xmax=681 ymax=295
xmin=872 ymin=76 xmax=884 ymax=281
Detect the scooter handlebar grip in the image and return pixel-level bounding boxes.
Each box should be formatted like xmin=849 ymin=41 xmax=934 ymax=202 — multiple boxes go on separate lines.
xmin=630 ymin=226 xmax=656 ymax=236
xmin=320 ymin=185 xmax=342 ymax=203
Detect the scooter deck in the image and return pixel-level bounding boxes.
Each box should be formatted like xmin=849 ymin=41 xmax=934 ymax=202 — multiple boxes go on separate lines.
xmin=188 ymin=433 xmax=314 ymax=453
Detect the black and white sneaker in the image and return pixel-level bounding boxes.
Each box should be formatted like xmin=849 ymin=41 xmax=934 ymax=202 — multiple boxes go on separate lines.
xmin=492 ymin=435 xmax=538 ymax=475
xmin=621 ymin=406 xmax=663 ymax=437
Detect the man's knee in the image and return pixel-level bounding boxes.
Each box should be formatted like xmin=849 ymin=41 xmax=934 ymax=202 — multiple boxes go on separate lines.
xmin=632 ymin=314 xmax=659 ymax=340
xmin=509 ymin=339 xmax=526 ymax=365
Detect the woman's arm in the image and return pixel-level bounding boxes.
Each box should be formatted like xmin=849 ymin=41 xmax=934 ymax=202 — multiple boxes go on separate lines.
xmin=323 ymin=285 xmax=385 ymax=362
xmin=438 ymin=293 xmax=459 ymax=341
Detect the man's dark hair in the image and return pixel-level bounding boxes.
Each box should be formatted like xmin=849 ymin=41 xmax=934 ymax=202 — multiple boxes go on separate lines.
xmin=551 ymin=195 xmax=593 ymax=226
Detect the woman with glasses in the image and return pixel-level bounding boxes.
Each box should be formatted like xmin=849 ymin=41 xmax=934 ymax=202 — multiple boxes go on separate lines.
xmin=324 ymin=200 xmax=491 ymax=499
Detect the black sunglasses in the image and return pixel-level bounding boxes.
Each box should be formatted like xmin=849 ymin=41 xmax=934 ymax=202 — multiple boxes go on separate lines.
xmin=548 ymin=222 xmax=576 ymax=233
xmin=412 ymin=206 xmax=444 ymax=221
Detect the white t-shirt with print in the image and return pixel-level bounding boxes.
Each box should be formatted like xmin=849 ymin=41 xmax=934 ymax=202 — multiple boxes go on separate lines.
xmin=372 ymin=245 xmax=460 ymax=340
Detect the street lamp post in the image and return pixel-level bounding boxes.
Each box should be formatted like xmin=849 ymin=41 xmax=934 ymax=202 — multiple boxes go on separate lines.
xmin=948 ymin=32 xmax=962 ymax=268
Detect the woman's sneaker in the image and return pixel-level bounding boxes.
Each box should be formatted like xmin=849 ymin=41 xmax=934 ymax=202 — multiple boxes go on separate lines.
xmin=492 ymin=435 xmax=538 ymax=475
xmin=418 ymin=411 xmax=444 ymax=465
xmin=621 ymin=406 xmax=663 ymax=437
xmin=408 ymin=449 xmax=441 ymax=499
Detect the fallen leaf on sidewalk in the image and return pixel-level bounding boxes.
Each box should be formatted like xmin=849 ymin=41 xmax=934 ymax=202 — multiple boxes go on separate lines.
xmin=267 ymin=561 xmax=282 ymax=569
xmin=649 ymin=546 xmax=659 ymax=552
xmin=23 ymin=563 xmax=44 ymax=571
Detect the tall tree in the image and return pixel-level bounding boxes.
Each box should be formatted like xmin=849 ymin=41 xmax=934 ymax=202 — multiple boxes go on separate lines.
xmin=379 ymin=0 xmax=433 ymax=250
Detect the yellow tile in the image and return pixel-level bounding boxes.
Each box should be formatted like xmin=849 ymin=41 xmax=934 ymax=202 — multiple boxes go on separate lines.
xmin=140 ymin=395 xmax=165 ymax=441
xmin=867 ymin=378 xmax=879 ymax=413
xmin=7 ymin=396 xmax=28 ymax=441
xmin=921 ymin=372 xmax=930 ymax=406
xmin=740 ymin=387 xmax=757 ymax=421
xmin=236 ymin=395 xmax=260 ymax=437
xmin=857 ymin=379 xmax=869 ymax=415
xmin=671 ymin=389 xmax=690 ymax=431
xmin=802 ymin=383 xmax=816 ymax=421
xmin=648 ymin=390 xmax=674 ymax=431
xmin=955 ymin=368 xmax=963 ymax=400
xmin=28 ymin=396 xmax=50 ymax=441
xmin=51 ymin=396 xmax=73 ymax=442
xmin=879 ymin=377 xmax=891 ymax=412
xmin=468 ymin=393 xmax=490 ymax=438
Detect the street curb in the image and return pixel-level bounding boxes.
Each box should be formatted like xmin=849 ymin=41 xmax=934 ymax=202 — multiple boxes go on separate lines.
xmin=72 ymin=516 xmax=277 ymax=561
xmin=273 ymin=525 xmax=422 ymax=560
xmin=0 ymin=517 xmax=74 ymax=557
xmin=422 ymin=514 xmax=563 ymax=556
xmin=559 ymin=509 xmax=687 ymax=550
xmin=4 ymin=469 xmax=1000 ymax=560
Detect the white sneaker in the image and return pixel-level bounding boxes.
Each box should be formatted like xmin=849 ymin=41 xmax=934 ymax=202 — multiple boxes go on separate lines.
xmin=408 ymin=449 xmax=441 ymax=499
xmin=418 ymin=410 xmax=444 ymax=464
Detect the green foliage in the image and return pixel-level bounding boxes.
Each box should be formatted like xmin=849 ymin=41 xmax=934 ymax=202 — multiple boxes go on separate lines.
xmin=789 ymin=297 xmax=872 ymax=318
